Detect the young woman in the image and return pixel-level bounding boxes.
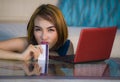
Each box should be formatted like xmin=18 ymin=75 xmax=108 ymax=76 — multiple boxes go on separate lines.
xmin=0 ymin=4 xmax=74 ymax=61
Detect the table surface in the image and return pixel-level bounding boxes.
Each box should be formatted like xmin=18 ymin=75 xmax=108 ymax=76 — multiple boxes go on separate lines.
xmin=0 ymin=58 xmax=120 ymax=79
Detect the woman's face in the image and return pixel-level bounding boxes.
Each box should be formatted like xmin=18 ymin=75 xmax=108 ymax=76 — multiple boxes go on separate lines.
xmin=34 ymin=16 xmax=58 ymax=49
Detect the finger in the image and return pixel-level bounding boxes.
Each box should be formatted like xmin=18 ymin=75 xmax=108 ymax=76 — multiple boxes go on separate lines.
xmin=31 ymin=45 xmax=41 ymax=55
xmin=29 ymin=45 xmax=43 ymax=60
xmin=34 ymin=45 xmax=43 ymax=54
xmin=34 ymin=46 xmax=37 ymax=49
xmin=33 ymin=45 xmax=43 ymax=60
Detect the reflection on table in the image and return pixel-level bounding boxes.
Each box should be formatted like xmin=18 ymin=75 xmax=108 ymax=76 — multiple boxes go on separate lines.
xmin=0 ymin=60 xmax=41 ymax=76
xmin=0 ymin=58 xmax=120 ymax=79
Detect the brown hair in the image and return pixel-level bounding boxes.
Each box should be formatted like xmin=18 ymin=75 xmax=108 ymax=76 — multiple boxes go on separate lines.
xmin=27 ymin=4 xmax=68 ymax=50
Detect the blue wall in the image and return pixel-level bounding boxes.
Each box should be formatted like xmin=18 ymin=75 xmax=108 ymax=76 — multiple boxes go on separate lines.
xmin=59 ymin=0 xmax=120 ymax=28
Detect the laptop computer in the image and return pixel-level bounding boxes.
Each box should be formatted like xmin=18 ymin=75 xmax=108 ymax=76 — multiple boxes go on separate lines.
xmin=49 ymin=26 xmax=117 ymax=64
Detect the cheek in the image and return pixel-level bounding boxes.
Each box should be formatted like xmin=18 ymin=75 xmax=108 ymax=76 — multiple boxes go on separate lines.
xmin=34 ymin=32 xmax=41 ymax=41
xmin=50 ymin=31 xmax=58 ymax=41
xmin=52 ymin=34 xmax=58 ymax=42
xmin=49 ymin=33 xmax=58 ymax=48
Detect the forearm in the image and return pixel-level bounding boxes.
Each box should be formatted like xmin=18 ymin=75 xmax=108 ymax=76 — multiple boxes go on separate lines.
xmin=0 ymin=49 xmax=23 ymax=60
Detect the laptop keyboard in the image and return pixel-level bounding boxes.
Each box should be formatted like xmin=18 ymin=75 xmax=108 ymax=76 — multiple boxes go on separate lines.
xmin=49 ymin=55 xmax=74 ymax=62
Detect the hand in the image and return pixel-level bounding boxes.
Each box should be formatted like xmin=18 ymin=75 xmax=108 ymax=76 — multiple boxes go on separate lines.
xmin=21 ymin=44 xmax=43 ymax=61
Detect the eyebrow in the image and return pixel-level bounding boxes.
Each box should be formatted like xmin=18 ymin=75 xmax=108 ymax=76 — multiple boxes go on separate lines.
xmin=34 ymin=26 xmax=55 ymax=29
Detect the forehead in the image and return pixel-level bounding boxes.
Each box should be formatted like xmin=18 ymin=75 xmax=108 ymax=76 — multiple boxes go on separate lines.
xmin=34 ymin=16 xmax=54 ymax=27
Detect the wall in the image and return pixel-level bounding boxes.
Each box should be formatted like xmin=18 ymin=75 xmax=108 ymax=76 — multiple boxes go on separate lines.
xmin=0 ymin=0 xmax=58 ymax=22
xmin=59 ymin=0 xmax=120 ymax=28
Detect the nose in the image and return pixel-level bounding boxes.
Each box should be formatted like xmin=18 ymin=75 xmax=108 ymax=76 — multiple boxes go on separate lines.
xmin=41 ymin=31 xmax=48 ymax=41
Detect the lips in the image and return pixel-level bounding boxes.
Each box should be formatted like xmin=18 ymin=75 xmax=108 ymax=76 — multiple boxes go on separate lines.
xmin=40 ymin=41 xmax=48 ymax=44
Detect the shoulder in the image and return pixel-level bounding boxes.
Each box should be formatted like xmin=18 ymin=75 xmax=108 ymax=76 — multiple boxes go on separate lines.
xmin=11 ymin=37 xmax=29 ymax=52
xmin=56 ymin=39 xmax=74 ymax=56
xmin=15 ymin=37 xmax=28 ymax=44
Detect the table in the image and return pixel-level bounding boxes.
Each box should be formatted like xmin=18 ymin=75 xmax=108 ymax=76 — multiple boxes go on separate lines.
xmin=0 ymin=58 xmax=120 ymax=81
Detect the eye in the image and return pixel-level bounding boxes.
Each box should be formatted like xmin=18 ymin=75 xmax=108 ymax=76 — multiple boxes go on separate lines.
xmin=48 ymin=29 xmax=55 ymax=32
xmin=34 ymin=28 xmax=42 ymax=31
xmin=35 ymin=29 xmax=40 ymax=31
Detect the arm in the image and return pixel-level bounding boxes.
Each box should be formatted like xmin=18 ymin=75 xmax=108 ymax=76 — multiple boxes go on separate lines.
xmin=0 ymin=37 xmax=28 ymax=52
xmin=0 ymin=49 xmax=23 ymax=60
xmin=0 ymin=37 xmax=41 ymax=61
xmin=0 ymin=37 xmax=28 ymax=60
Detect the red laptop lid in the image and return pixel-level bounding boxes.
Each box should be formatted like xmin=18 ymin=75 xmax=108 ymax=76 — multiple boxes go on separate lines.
xmin=74 ymin=27 xmax=117 ymax=63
